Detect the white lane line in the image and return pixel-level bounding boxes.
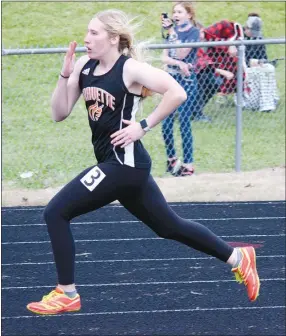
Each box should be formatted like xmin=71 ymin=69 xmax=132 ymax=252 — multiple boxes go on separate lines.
xmin=2 ymin=234 xmax=285 ymax=245
xmin=2 ymin=278 xmax=285 ymax=290
xmin=2 ymin=216 xmax=285 ymax=227
xmin=2 ymin=220 xmax=140 ymax=227
xmin=2 ymin=254 xmax=285 ymax=267
xmin=1 ymin=201 xmax=285 ymax=212
xmin=1 ymin=305 xmax=285 ymax=319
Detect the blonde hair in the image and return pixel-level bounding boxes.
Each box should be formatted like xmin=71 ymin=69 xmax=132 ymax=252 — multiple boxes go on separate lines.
xmin=173 ymin=1 xmax=198 ymax=27
xmin=94 ymin=9 xmax=152 ymax=98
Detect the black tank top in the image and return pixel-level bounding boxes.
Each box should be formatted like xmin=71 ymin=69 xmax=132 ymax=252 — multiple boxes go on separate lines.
xmin=79 ymin=55 xmax=151 ymax=169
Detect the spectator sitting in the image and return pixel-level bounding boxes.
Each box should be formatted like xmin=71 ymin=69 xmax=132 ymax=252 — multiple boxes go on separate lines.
xmin=193 ymin=33 xmax=234 ymax=121
xmin=201 ymin=20 xmax=245 ymax=100
xmin=241 ymin=13 xmax=279 ymax=112
xmin=244 ymin=13 xmax=268 ymax=67
xmin=242 ymin=59 xmax=279 ymax=112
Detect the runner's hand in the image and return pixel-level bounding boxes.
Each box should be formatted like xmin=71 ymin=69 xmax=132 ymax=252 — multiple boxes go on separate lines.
xmin=110 ymin=120 xmax=146 ymax=148
xmin=61 ymin=41 xmax=77 ymax=77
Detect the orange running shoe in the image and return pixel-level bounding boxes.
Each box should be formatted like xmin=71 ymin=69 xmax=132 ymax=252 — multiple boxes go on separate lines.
xmin=232 ymin=246 xmax=260 ymax=302
xmin=27 ymin=287 xmax=81 ymax=315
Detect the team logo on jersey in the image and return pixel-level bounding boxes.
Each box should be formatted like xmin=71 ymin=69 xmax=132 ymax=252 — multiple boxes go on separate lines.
xmin=82 ymin=68 xmax=90 ymax=75
xmin=82 ymin=87 xmax=116 ymax=111
xmin=88 ymin=101 xmax=104 ymax=121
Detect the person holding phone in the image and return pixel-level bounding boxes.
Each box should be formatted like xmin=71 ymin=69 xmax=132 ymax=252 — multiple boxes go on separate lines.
xmin=161 ymin=1 xmax=199 ymax=177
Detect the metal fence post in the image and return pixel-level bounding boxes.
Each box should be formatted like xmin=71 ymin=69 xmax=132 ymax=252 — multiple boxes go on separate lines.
xmin=235 ymin=44 xmax=245 ymax=172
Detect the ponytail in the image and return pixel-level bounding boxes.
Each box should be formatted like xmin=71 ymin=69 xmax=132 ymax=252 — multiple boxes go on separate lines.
xmin=95 ymin=9 xmax=154 ymax=99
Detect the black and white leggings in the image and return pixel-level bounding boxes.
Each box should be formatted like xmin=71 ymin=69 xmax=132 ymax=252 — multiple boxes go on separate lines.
xmin=43 ymin=162 xmax=234 ymax=285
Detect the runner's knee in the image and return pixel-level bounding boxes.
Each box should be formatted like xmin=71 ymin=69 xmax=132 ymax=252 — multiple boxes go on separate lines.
xmin=43 ymin=199 xmax=65 ymax=227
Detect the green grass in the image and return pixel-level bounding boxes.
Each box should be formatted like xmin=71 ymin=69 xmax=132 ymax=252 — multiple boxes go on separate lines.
xmin=2 ymin=1 xmax=285 ymax=189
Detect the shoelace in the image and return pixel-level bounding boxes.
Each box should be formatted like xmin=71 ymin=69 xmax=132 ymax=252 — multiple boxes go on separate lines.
xmin=234 ymin=268 xmax=248 ymax=286
xmin=42 ymin=290 xmax=60 ymax=302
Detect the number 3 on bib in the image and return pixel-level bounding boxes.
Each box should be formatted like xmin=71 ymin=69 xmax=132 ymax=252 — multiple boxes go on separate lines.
xmin=80 ymin=166 xmax=106 ymax=191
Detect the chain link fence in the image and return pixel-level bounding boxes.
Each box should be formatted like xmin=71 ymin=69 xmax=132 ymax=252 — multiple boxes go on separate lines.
xmin=2 ymin=38 xmax=285 ymax=188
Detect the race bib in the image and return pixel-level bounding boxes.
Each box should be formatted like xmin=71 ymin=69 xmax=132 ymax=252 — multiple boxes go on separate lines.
xmin=80 ymin=166 xmax=106 ymax=191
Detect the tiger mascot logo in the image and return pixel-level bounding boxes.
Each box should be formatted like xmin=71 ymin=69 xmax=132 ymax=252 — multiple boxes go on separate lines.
xmin=88 ymin=102 xmax=104 ymax=121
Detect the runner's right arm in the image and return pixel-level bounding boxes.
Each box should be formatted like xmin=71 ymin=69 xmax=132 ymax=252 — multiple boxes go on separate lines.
xmin=51 ymin=42 xmax=89 ymax=121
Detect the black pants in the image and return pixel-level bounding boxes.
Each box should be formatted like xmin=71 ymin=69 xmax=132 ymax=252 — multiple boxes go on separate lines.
xmin=44 ymin=163 xmax=233 ymax=284
xmin=194 ymin=70 xmax=224 ymax=117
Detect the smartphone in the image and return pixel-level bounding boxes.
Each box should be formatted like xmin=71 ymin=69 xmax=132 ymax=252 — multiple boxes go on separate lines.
xmin=161 ymin=13 xmax=168 ymax=19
